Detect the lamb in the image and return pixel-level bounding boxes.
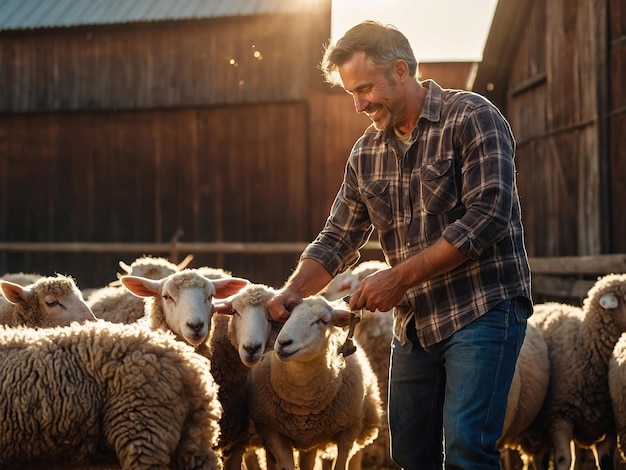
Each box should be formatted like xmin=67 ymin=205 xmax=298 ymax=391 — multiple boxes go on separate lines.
xmin=0 ymin=321 xmax=223 ymax=470
xmin=0 ymin=273 xmax=96 ymax=327
xmin=87 ymin=255 xmax=194 ymax=324
xmin=247 ymin=295 xmax=383 ymax=470
xmin=528 ymin=273 xmax=626 ymax=470
xmin=497 ymin=322 xmax=551 ymax=469
xmin=120 ymin=269 xmax=250 ymax=469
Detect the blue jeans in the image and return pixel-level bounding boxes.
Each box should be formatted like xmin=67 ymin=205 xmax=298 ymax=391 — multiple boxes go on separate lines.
xmin=388 ymin=298 xmax=527 ymax=470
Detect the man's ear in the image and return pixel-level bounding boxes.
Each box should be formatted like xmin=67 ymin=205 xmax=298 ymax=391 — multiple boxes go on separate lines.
xmin=393 ymin=59 xmax=410 ymax=83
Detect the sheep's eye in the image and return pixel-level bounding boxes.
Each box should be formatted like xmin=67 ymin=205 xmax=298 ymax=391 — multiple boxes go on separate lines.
xmin=232 ymin=309 xmax=241 ymax=317
xmin=162 ymin=294 xmax=171 ymax=301
xmin=45 ymin=299 xmax=59 ymax=307
xmin=317 ymin=318 xmax=329 ymax=326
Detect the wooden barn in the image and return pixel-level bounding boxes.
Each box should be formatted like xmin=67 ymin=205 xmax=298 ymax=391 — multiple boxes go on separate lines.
xmin=473 ymin=0 xmax=626 ymax=303
xmin=0 ymin=0 xmax=475 ymax=290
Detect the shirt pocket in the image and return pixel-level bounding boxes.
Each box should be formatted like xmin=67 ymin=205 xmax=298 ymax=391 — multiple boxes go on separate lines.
xmin=361 ymin=180 xmax=394 ymax=231
xmin=418 ymin=157 xmax=459 ymax=214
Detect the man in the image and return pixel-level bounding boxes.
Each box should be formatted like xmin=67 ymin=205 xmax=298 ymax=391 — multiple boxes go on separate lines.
xmin=268 ymin=20 xmax=532 ymax=469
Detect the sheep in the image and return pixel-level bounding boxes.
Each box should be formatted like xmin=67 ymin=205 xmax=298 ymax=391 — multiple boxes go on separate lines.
xmin=528 ymin=273 xmax=626 ymax=470
xmin=87 ymin=255 xmax=193 ymax=324
xmin=320 ymin=259 xmax=397 ymax=469
xmin=247 ymin=295 xmax=383 ymax=470
xmin=120 ymin=269 xmax=250 ymax=469
xmin=0 ymin=273 xmax=96 ymax=327
xmin=609 ymin=332 xmax=626 ymax=462
xmin=0 ymin=321 xmax=223 ymax=470
xmin=497 ymin=322 xmax=551 ymax=469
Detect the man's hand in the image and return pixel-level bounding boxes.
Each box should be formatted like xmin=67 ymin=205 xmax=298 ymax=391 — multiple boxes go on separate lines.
xmin=267 ymin=288 xmax=303 ymax=323
xmin=348 ymin=267 xmax=407 ymax=312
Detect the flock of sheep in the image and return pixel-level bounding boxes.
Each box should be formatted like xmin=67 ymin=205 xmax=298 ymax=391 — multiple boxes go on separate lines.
xmin=1 ymin=255 xmax=626 ymax=470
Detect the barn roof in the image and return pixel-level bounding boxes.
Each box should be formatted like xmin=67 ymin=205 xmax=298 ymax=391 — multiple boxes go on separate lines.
xmin=0 ymin=0 xmax=325 ymax=31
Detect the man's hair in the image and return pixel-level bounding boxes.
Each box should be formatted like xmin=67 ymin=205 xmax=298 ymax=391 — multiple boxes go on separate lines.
xmin=320 ymin=20 xmax=418 ymax=86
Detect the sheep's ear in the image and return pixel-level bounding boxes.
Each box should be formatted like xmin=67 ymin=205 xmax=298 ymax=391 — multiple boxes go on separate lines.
xmin=0 ymin=281 xmax=33 ymax=305
xmin=332 ymin=307 xmax=354 ymax=328
xmin=213 ymin=299 xmax=235 ymax=315
xmin=120 ymin=275 xmax=161 ymax=298
xmin=212 ymin=278 xmax=250 ymax=298
xmin=177 ymin=254 xmax=194 ymax=270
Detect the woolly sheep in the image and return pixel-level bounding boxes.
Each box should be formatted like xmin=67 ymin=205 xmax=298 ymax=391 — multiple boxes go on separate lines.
xmin=248 ymin=295 xmax=382 ymax=470
xmin=333 ymin=259 xmax=396 ymax=469
xmin=0 ymin=274 xmax=95 ymax=327
xmin=121 ymin=269 xmax=250 ymax=469
xmin=87 ymin=255 xmax=193 ymax=324
xmin=528 ymin=273 xmax=626 ymax=470
xmin=497 ymin=322 xmax=551 ymax=469
xmin=0 ymin=321 xmax=222 ymax=470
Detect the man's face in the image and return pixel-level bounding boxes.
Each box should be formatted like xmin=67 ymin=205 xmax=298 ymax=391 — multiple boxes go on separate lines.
xmin=338 ymin=51 xmax=405 ymax=131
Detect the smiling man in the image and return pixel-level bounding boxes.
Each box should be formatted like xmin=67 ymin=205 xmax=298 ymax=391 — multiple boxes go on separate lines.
xmin=268 ymin=20 xmax=533 ymax=469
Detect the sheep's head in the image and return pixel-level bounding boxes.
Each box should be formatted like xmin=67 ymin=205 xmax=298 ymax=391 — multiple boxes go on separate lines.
xmin=584 ymin=273 xmax=626 ymax=333
xmin=122 ymin=269 xmax=248 ymax=347
xmin=274 ymin=296 xmax=353 ymax=363
xmin=214 ymin=283 xmax=278 ymax=367
xmin=0 ymin=274 xmax=96 ymax=327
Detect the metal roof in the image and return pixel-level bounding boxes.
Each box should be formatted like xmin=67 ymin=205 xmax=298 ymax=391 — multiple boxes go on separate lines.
xmin=0 ymin=0 xmax=324 ymax=31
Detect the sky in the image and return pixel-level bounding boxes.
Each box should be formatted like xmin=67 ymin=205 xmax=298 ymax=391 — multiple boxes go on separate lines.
xmin=331 ymin=0 xmax=499 ymax=62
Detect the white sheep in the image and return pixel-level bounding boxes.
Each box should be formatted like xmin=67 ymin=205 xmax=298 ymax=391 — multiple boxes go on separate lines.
xmin=0 ymin=321 xmax=222 ymax=469
xmin=321 ymin=259 xmax=396 ymax=469
xmin=0 ymin=273 xmax=96 ymax=327
xmin=87 ymin=255 xmax=194 ymax=324
xmin=121 ymin=268 xmax=250 ymax=469
xmin=528 ymin=273 xmax=626 ymax=470
xmin=247 ymin=295 xmax=383 ymax=470
xmin=497 ymin=322 xmax=551 ymax=469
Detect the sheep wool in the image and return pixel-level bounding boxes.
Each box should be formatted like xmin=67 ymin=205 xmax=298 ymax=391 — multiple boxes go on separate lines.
xmin=0 ymin=321 xmax=222 ymax=470
xmin=0 ymin=273 xmax=95 ymax=327
xmin=528 ymin=273 xmax=626 ymax=470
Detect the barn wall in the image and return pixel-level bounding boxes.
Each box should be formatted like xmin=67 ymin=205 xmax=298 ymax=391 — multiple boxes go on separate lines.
xmin=0 ymin=102 xmax=311 ymax=288
xmin=505 ymin=0 xmax=609 ymax=258
xmin=0 ymin=13 xmax=328 ymax=112
xmin=609 ymin=0 xmax=626 ymax=252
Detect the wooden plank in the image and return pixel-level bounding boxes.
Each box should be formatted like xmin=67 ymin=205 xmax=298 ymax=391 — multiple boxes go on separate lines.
xmin=532 ymin=274 xmax=595 ymax=299
xmin=529 ymin=253 xmax=626 ymax=274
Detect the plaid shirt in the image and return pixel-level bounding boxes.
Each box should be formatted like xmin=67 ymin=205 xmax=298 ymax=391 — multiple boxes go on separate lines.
xmin=302 ymin=80 xmax=532 ymax=347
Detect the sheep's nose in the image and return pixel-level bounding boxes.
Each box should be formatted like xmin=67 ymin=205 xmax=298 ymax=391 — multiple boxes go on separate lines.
xmin=187 ymin=321 xmax=205 ymax=333
xmin=277 ymin=338 xmax=293 ymax=348
xmin=244 ymin=343 xmax=262 ymax=357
